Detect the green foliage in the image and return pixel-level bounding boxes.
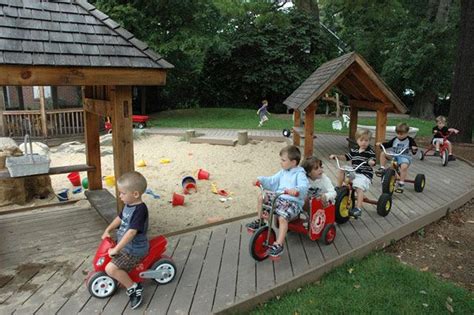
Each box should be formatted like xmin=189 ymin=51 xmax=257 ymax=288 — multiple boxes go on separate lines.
xmin=251 ymin=252 xmax=474 ymax=314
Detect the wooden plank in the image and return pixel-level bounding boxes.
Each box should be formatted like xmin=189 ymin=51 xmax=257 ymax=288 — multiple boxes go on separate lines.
xmin=111 ymin=85 xmax=134 ymax=213
xmin=0 ymin=164 xmax=94 ymax=179
xmin=293 ymin=110 xmax=301 ymax=146
xmin=337 ymin=220 xmax=364 ymax=249
xmin=234 ymin=224 xmax=256 ymax=303
xmin=190 ymin=227 xmax=226 ymax=314
xmin=83 ymin=98 xmax=113 ymax=117
xmin=348 ymin=104 xmax=358 ymax=141
xmin=300 ymin=237 xmax=325 ymax=268
xmin=212 ymin=223 xmax=242 ymax=312
xmin=83 ymin=86 xmax=102 ymax=190
xmin=273 ymin=238 xmax=293 ymax=285
xmin=375 ymin=109 xmax=387 ymax=160
xmin=350 ymin=99 xmax=391 ymax=112
xmin=350 ymin=64 xmax=389 ymax=102
xmin=167 ymin=231 xmax=211 ymax=314
xmin=146 ymin=234 xmax=196 ymax=315
xmin=286 ymin=233 xmax=310 ymax=274
xmin=189 ymin=136 xmax=237 ymax=146
xmin=85 ymin=189 xmax=117 ymax=224
xmin=0 ymin=65 xmax=168 ymax=86
xmin=39 ymin=86 xmax=48 ymax=137
xmin=255 ymin=255 xmax=274 ymax=293
xmin=304 ymin=102 xmax=317 ymax=157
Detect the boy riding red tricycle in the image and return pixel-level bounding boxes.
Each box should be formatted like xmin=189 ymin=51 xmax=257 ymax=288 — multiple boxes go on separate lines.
xmin=248 ymin=184 xmax=336 ymax=261
xmin=419 ymin=129 xmax=459 ymax=166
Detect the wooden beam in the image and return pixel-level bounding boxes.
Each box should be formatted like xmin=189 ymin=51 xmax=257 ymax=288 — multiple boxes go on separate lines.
xmin=350 ymin=64 xmax=388 ymax=102
xmin=349 ymin=99 xmax=391 ymax=111
xmin=0 ymin=65 xmax=167 ymax=86
xmin=82 ymin=86 xmax=102 ymax=190
xmin=375 ymin=109 xmax=388 ymax=160
xmin=293 ymin=110 xmax=301 ymax=146
xmin=38 ymin=86 xmax=48 ymax=137
xmin=111 ymin=85 xmax=134 ymax=213
xmin=348 ymin=104 xmax=358 ymax=142
xmin=83 ymin=98 xmax=113 ymax=117
xmin=0 ymin=87 xmax=5 ymax=136
xmin=304 ymin=102 xmax=317 ymax=157
xmin=0 ymin=164 xmax=95 ymax=179
xmin=338 ymin=77 xmax=365 ymax=100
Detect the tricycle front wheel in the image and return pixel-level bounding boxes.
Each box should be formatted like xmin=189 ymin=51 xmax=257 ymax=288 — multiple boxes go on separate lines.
xmin=87 ymin=272 xmax=118 ymax=298
xmin=249 ymin=226 xmax=276 ymax=261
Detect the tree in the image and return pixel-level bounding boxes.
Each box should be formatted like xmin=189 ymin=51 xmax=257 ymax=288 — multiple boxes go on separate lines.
xmin=448 ymin=0 xmax=473 ymax=143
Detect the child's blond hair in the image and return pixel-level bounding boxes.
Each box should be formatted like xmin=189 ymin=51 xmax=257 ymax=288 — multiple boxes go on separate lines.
xmin=436 ymin=115 xmax=446 ymax=124
xmin=396 ymin=122 xmax=409 ymax=134
xmin=355 ymin=128 xmax=371 ymax=140
xmin=280 ymin=145 xmax=302 ymax=165
xmin=262 ymin=99 xmax=268 ymax=105
xmin=117 ymin=171 xmax=147 ymax=194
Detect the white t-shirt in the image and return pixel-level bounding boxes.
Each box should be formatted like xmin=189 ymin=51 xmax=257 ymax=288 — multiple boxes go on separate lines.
xmin=307 ymin=174 xmax=337 ymax=202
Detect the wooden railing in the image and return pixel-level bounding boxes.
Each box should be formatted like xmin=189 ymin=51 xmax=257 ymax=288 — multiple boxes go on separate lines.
xmin=3 ymin=108 xmax=85 ymax=138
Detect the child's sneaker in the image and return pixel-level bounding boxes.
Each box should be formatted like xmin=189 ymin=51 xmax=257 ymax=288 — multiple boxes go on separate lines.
xmin=375 ymin=167 xmax=385 ymax=177
xmin=267 ymin=243 xmax=284 ymax=257
xmin=350 ymin=207 xmax=362 ymax=218
xmin=127 ymin=283 xmax=143 ymax=309
xmin=395 ymin=182 xmax=405 ymax=193
xmin=245 ymin=219 xmax=262 ymax=231
xmin=434 ymin=150 xmax=440 ymax=156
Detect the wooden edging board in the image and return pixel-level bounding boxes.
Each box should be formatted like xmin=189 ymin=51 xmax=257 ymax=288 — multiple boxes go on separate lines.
xmin=215 ymin=188 xmax=474 ymax=314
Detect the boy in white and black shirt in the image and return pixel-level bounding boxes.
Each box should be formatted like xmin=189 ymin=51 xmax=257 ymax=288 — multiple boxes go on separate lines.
xmin=330 ymin=129 xmax=376 ymax=218
xmin=376 ymin=122 xmax=418 ymax=193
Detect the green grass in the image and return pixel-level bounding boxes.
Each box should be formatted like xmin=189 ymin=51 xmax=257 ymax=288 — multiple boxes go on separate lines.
xmin=250 ymin=252 xmax=474 ymax=314
xmin=149 ymin=108 xmax=435 ymax=137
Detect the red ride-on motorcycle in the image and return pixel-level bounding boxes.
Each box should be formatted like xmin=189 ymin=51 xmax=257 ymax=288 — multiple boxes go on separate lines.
xmin=248 ymin=184 xmax=336 ymax=261
xmin=418 ymin=129 xmax=458 ymax=166
xmin=86 ymin=236 xmax=176 ymax=299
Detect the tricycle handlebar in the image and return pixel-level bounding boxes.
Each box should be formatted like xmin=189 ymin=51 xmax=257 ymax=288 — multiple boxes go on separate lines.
xmin=333 ymin=156 xmax=366 ymax=172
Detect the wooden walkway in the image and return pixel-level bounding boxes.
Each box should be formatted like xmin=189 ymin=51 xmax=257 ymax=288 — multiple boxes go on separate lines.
xmin=0 ymin=134 xmax=472 ymax=314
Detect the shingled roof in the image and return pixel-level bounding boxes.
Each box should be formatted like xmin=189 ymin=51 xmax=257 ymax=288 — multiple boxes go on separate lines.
xmin=284 ymin=52 xmax=407 ymax=113
xmin=0 ymin=0 xmax=173 ymax=69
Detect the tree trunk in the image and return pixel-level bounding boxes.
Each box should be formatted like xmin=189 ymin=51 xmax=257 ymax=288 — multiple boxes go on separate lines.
xmin=410 ymin=90 xmax=436 ymax=120
xmin=427 ymin=0 xmax=440 ymax=21
xmin=435 ymin=0 xmax=453 ymax=24
xmin=448 ymin=0 xmax=474 ymax=143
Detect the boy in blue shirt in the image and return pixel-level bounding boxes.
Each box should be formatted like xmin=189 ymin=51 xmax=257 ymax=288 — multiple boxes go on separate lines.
xmin=246 ymin=145 xmax=309 ymax=257
xmin=101 ymin=171 xmax=149 ymax=309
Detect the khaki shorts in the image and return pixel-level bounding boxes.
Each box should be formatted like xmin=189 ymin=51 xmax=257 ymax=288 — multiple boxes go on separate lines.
xmin=111 ymin=251 xmax=144 ymax=272
xmin=352 ymin=173 xmax=371 ymax=192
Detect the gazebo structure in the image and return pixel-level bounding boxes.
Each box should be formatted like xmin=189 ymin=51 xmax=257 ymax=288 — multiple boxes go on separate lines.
xmin=284 ymin=52 xmax=408 ymax=159
xmin=0 ymin=0 xmax=173 ymax=211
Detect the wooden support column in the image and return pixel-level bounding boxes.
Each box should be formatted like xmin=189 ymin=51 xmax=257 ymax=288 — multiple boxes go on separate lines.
xmin=304 ymin=102 xmax=317 ymax=158
xmin=111 ymin=85 xmax=134 ymax=213
xmin=38 ymin=86 xmax=48 ymax=137
xmin=293 ymin=110 xmax=301 ymax=146
xmin=349 ymin=104 xmax=358 ymax=141
xmin=0 ymin=87 xmax=5 ymax=136
xmin=375 ymin=109 xmax=387 ymax=161
xmin=82 ymin=86 xmax=102 ymax=190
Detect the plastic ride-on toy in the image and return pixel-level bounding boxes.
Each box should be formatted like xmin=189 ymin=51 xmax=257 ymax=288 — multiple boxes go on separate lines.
xmin=418 ymin=129 xmax=458 ymax=167
xmin=86 ymin=235 xmax=176 ymax=299
xmin=378 ymin=144 xmax=425 ymax=195
xmin=248 ymin=183 xmax=336 ymax=262
xmin=333 ymin=157 xmax=393 ymax=223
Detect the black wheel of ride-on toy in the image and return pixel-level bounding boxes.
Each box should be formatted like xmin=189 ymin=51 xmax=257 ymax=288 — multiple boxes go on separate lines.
xmin=249 ymin=226 xmax=276 ymax=261
xmin=334 ymin=187 xmax=354 ymax=224
xmin=414 ymin=174 xmax=426 ymax=192
xmin=150 ymin=258 xmax=176 ymax=284
xmin=441 ymin=148 xmax=449 ymax=167
xmin=376 ymin=193 xmax=392 ymax=217
xmin=87 ymin=272 xmax=118 ymax=299
xmin=321 ymin=224 xmax=336 ymax=245
xmin=137 ymin=122 xmax=146 ymax=129
xmin=418 ymin=149 xmax=424 ymax=161
xmin=282 ymin=128 xmax=291 ymax=138
xmin=381 ymin=168 xmax=396 ymax=195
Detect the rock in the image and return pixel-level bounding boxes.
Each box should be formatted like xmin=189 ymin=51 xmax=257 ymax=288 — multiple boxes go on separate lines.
xmin=0 ymin=137 xmax=18 ymax=150
xmin=19 ymin=141 xmax=50 ymax=156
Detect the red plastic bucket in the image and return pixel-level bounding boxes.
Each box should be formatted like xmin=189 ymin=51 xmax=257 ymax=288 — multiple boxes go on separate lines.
xmin=197 ymin=169 xmax=210 ymax=180
xmin=67 ymin=172 xmax=81 ymax=186
xmin=182 ymin=176 xmax=197 ymax=194
xmin=172 ymin=193 xmax=185 ymax=206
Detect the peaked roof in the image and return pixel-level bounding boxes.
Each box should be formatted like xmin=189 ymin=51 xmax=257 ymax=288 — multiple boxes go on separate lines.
xmin=284 ymin=52 xmax=407 ymax=113
xmin=0 ymin=0 xmax=173 ymax=69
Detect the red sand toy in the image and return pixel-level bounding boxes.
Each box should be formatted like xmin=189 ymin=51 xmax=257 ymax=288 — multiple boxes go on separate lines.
xmin=249 ymin=184 xmax=336 ymax=261
xmin=418 ymin=129 xmax=458 ymax=167
xmin=86 ymin=236 xmax=176 ymax=299
xmin=104 ymin=115 xmax=150 ymax=133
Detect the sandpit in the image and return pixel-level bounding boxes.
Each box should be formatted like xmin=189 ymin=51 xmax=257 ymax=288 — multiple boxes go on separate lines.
xmin=46 ymin=134 xmax=286 ymax=233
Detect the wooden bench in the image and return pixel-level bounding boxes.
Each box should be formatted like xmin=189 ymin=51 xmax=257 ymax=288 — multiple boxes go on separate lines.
xmin=292 ymin=127 xmax=317 ymax=139
xmin=0 ymin=164 xmax=95 ymax=179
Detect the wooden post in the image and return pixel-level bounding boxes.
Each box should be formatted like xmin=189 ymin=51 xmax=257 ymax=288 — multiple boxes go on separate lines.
xmin=335 ymin=93 xmax=340 ymax=118
xmin=38 ymin=86 xmax=48 ymax=138
xmin=304 ymin=102 xmax=317 ymax=157
xmin=185 ymin=129 xmax=196 ymax=141
xmin=111 ymin=85 xmax=134 ymax=213
xmin=349 ymin=104 xmax=358 ymax=141
xmin=375 ymin=109 xmax=387 ymax=161
xmin=0 ymin=87 xmax=5 ymax=136
xmin=293 ymin=110 xmax=301 ymax=146
xmin=82 ymin=86 xmax=102 ymax=190
xmin=237 ymin=130 xmax=248 ymax=145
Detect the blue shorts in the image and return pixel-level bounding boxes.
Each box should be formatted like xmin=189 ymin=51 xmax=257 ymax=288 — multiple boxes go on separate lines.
xmin=394 ymin=155 xmax=411 ymax=166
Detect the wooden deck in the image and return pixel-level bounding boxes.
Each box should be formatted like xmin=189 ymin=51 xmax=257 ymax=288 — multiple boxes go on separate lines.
xmin=0 ymin=134 xmax=472 ymax=314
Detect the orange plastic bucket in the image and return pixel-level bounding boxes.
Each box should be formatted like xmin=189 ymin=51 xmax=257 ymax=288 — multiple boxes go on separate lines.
xmin=172 ymin=193 xmax=185 ymax=206
xmin=197 ymin=169 xmax=210 ymax=180
xmin=67 ymin=172 xmax=81 ymax=186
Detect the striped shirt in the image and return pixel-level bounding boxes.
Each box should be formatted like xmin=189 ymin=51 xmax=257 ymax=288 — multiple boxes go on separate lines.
xmin=345 ymin=145 xmax=376 ymax=179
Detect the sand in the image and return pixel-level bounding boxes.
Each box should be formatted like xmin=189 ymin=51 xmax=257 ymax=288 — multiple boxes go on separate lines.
xmin=45 ymin=134 xmax=286 ymax=234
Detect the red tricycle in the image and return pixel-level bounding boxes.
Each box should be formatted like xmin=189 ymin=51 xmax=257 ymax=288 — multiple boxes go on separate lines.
xmin=86 ymin=235 xmax=176 ymax=298
xmin=104 ymin=115 xmax=150 ymax=133
xmin=418 ymin=129 xmax=458 ymax=166
xmin=248 ymin=184 xmax=336 ymax=261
